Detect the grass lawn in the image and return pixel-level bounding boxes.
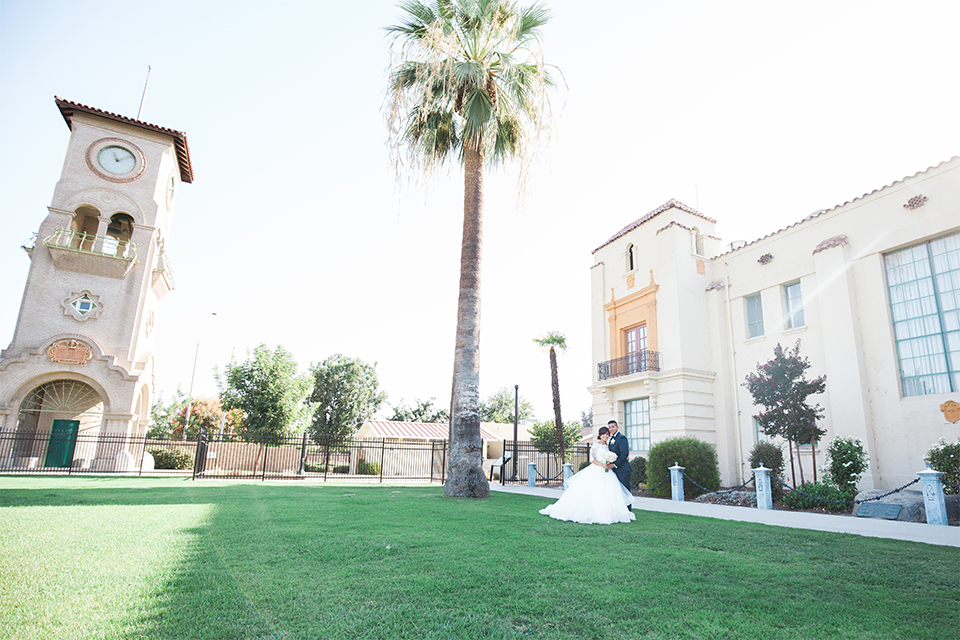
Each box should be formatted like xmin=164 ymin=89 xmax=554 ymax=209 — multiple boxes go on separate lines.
xmin=0 ymin=476 xmax=957 ymax=640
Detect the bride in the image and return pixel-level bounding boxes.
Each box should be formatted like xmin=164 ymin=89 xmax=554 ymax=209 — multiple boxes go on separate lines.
xmin=539 ymin=426 xmax=635 ymax=524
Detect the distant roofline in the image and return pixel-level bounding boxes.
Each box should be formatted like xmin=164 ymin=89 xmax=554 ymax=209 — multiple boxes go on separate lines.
xmin=593 ymin=198 xmax=716 ymax=254
xmin=711 ymin=156 xmax=959 ymax=260
xmin=55 ymin=96 xmax=194 ymax=183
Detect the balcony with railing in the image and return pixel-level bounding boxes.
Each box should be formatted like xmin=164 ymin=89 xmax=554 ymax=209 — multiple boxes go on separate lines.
xmin=43 ymin=228 xmax=138 ymax=278
xmin=597 ymin=350 xmax=660 ymax=381
xmin=152 ymin=251 xmax=176 ymax=298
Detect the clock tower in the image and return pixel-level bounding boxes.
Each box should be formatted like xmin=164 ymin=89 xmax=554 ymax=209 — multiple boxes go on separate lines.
xmin=0 ymin=97 xmax=193 ymax=471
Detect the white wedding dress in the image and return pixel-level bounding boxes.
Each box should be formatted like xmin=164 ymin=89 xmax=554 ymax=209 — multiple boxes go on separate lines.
xmin=539 ymin=443 xmax=635 ymax=524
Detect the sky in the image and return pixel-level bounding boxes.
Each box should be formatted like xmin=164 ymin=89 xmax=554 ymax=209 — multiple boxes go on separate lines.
xmin=1 ymin=0 xmax=958 ymax=423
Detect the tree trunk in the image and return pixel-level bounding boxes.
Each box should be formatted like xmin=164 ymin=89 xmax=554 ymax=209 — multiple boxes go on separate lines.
xmin=794 ymin=440 xmax=805 ymax=485
xmin=788 ymin=440 xmax=796 ymax=489
xmin=549 ymin=346 xmax=564 ymax=464
xmin=445 ymin=140 xmax=489 ymax=499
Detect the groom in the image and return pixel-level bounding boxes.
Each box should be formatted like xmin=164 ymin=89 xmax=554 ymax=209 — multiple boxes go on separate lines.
xmin=607 ymin=420 xmax=632 ymax=510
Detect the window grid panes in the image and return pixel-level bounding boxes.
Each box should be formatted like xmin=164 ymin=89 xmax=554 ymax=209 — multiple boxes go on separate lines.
xmin=885 ymin=231 xmax=960 ymax=396
xmin=746 ymin=293 xmax=764 ymax=338
xmin=624 ymin=398 xmax=650 ymax=452
xmin=784 ymin=281 xmax=804 ymax=329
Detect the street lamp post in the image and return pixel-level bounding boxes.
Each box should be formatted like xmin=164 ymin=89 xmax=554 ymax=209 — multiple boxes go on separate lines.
xmin=511 ymin=384 xmax=519 ymax=481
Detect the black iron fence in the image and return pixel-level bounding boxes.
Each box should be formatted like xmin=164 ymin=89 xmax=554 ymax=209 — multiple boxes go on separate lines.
xmin=0 ymin=428 xmax=450 ymax=483
xmin=498 ymin=441 xmax=590 ymax=485
xmin=597 ymin=350 xmax=660 ymax=381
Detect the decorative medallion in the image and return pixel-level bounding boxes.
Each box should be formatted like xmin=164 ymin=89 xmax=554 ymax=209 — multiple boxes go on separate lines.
xmin=903 ymin=195 xmax=928 ymax=210
xmin=62 ymin=290 xmax=103 ymax=321
xmin=46 ymin=339 xmax=93 ymax=365
xmin=696 ymin=259 xmax=705 ymax=275
xmin=758 ymin=253 xmax=773 ymax=265
xmin=145 ymin=310 xmax=155 ymax=337
xmin=940 ymin=400 xmax=960 ymax=424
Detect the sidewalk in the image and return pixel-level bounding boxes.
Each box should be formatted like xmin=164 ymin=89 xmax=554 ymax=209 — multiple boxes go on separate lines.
xmin=490 ymin=483 xmax=960 ymax=548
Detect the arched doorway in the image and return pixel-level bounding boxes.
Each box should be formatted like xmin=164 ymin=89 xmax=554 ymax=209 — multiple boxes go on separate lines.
xmin=15 ymin=380 xmax=104 ymax=469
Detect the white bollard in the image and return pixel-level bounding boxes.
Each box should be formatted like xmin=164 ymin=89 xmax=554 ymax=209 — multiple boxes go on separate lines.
xmin=670 ymin=463 xmax=685 ymax=501
xmin=917 ymin=468 xmax=948 ymax=526
xmin=754 ymin=466 xmax=772 ymax=510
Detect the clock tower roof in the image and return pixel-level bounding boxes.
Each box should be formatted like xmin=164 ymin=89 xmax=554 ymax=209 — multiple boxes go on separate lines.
xmin=54 ymin=96 xmax=194 ymax=183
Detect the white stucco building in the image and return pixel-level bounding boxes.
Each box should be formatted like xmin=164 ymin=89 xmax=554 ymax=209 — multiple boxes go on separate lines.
xmin=0 ymin=98 xmax=192 ymax=471
xmin=589 ymin=157 xmax=959 ymax=491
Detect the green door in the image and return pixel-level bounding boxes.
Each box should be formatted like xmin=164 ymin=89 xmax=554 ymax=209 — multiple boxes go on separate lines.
xmin=44 ymin=420 xmax=79 ymax=468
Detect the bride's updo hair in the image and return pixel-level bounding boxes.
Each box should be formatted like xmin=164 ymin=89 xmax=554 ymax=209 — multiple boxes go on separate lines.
xmin=596 ymin=426 xmax=610 ymax=442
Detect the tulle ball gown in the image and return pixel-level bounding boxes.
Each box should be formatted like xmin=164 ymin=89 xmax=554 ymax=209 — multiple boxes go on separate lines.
xmin=539 ymin=443 xmax=635 ymax=524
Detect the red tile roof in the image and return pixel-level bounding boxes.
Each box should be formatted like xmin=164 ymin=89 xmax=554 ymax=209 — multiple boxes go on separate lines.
xmin=363 ymin=421 xmax=500 ymax=441
xmin=594 ymin=199 xmax=716 ymax=254
xmin=55 ymin=96 xmax=194 ymax=183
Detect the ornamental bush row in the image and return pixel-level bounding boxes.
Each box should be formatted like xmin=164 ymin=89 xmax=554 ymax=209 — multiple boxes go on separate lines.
xmin=148 ymin=447 xmax=194 ymax=470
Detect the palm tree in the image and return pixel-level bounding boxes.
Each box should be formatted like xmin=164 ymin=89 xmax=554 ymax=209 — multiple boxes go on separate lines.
xmin=386 ymin=0 xmax=556 ymax=498
xmin=534 ymin=331 xmax=568 ymax=464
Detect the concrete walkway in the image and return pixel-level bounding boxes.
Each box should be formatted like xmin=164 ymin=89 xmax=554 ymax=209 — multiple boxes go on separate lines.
xmin=490 ymin=483 xmax=960 ymax=548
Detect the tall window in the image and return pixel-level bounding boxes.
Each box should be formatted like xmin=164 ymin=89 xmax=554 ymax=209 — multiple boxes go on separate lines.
xmin=624 ymin=398 xmax=650 ymax=452
xmin=885 ymin=231 xmax=960 ymax=396
xmin=627 ymin=244 xmax=635 ymax=271
xmin=625 ymin=325 xmax=647 ymax=374
xmin=783 ymin=281 xmax=804 ymax=329
xmin=745 ymin=293 xmax=764 ymax=338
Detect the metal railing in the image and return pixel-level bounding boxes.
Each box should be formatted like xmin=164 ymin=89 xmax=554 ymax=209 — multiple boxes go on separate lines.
xmin=154 ymin=251 xmax=176 ymax=289
xmin=43 ymin=228 xmax=138 ymax=262
xmin=597 ymin=350 xmax=660 ymax=381
xmin=499 ymin=441 xmax=590 ymax=485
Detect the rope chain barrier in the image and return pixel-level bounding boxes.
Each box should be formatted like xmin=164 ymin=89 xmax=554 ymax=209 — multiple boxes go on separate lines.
xmin=771 ymin=476 xmax=921 ymax=506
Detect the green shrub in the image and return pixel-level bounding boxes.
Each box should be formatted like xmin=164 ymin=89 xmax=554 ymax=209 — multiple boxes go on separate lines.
xmin=780 ymin=481 xmax=852 ymax=512
xmin=630 ymin=455 xmax=647 ymax=486
xmin=826 ymin=436 xmax=869 ymax=494
xmin=748 ymin=441 xmax=785 ymax=498
xmin=578 ymin=460 xmax=591 ymax=472
xmin=332 ymin=465 xmax=348 ymax=474
xmin=925 ymin=438 xmax=960 ymax=495
xmin=148 ymin=447 xmax=194 ymax=470
xmin=646 ymin=437 xmax=720 ymax=498
xmin=303 ymin=462 xmax=323 ymax=473
xmin=357 ymin=459 xmax=381 ymax=475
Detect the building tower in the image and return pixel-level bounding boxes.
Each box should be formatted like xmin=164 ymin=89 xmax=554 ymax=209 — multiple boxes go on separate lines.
xmin=0 ymin=97 xmax=193 ymax=471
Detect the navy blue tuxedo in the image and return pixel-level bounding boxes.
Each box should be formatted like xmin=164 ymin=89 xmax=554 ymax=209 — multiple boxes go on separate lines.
xmin=608 ymin=431 xmax=631 ymax=490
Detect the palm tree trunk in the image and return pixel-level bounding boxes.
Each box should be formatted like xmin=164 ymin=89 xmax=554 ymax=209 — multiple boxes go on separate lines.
xmin=549 ymin=347 xmax=564 ymax=464
xmin=445 ymin=140 xmax=489 ymax=499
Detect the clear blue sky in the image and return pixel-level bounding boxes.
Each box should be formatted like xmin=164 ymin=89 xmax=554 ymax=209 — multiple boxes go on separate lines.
xmin=1 ymin=0 xmax=958 ymax=421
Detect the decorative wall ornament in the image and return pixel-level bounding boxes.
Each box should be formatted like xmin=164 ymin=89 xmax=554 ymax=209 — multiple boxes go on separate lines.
xmin=145 ymin=310 xmax=155 ymax=337
xmin=706 ymin=280 xmax=725 ymax=291
xmin=696 ymin=259 xmax=705 ymax=275
xmin=813 ymin=235 xmax=849 ymax=255
xmin=61 ymin=290 xmax=103 ymax=321
xmin=46 ymin=339 xmax=94 ymax=365
xmin=941 ymin=400 xmax=960 ymax=424
xmin=903 ymin=194 xmax=928 ymax=210
xmin=758 ymin=253 xmax=774 ymax=265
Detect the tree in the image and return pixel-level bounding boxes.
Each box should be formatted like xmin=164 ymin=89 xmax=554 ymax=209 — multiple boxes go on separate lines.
xmin=171 ymin=397 xmax=240 ymax=441
xmin=580 ymin=406 xmax=593 ymax=431
xmin=529 ymin=419 xmax=581 ymax=469
xmin=386 ymin=0 xmax=557 ymax=498
xmin=479 ymin=386 xmax=534 ymax=423
xmin=742 ymin=340 xmax=826 ymax=487
xmin=217 ymin=344 xmax=313 ymax=447
xmin=534 ymin=331 xmax=568 ymax=466
xmin=389 ymin=397 xmax=450 ymax=423
xmin=309 ymin=354 xmax=387 ymax=443
xmin=148 ymin=388 xmax=187 ymax=439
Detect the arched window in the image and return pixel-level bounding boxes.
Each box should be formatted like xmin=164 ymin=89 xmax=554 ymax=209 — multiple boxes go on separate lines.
xmin=71 ymin=205 xmax=100 ymax=251
xmin=627 ymin=244 xmax=635 ymax=272
xmin=692 ymin=227 xmax=705 ymax=255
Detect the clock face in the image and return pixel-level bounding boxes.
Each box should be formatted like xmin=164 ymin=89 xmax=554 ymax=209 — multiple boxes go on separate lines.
xmin=97 ymin=145 xmax=137 ymax=175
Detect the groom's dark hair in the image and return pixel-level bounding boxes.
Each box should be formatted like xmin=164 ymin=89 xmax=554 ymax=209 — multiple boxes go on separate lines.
xmin=607 ymin=420 xmax=618 ymax=427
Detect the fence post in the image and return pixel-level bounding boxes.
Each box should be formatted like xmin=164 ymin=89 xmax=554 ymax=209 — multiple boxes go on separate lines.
xmin=528 ymin=461 xmax=537 ymax=487
xmin=298 ymin=432 xmax=308 ymax=475
xmin=379 ymin=438 xmax=386 ymax=484
xmin=754 ymin=466 xmax=772 ymax=510
xmin=562 ymin=462 xmax=573 ymax=489
xmin=670 ymin=463 xmax=685 ymax=502
xmin=918 ymin=467 xmax=948 ymax=526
